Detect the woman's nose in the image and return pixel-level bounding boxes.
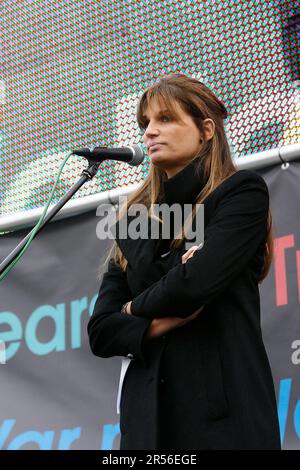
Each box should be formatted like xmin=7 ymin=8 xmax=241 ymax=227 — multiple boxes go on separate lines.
xmin=145 ymin=122 xmax=160 ymax=137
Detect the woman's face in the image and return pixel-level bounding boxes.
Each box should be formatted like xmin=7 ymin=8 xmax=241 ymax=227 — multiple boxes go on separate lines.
xmin=142 ymin=99 xmax=207 ymax=178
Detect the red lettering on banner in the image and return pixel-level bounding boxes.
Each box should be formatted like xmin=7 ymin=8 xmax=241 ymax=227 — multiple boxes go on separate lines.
xmin=274 ymin=235 xmax=295 ymax=306
xmin=297 ymin=250 xmax=300 ymax=304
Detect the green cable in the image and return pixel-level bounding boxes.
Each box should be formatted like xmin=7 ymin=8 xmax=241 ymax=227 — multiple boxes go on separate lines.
xmin=0 ymin=151 xmax=73 ymax=282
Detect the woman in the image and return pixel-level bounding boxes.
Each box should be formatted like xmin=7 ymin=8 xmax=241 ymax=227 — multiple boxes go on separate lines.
xmin=87 ymin=73 xmax=281 ymax=450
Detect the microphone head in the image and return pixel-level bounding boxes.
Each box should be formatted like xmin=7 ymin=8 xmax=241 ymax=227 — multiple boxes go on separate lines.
xmin=72 ymin=148 xmax=91 ymax=157
xmin=128 ymin=144 xmax=145 ymax=166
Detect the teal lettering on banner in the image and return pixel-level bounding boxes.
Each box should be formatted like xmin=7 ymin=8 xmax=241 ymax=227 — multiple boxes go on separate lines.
xmin=25 ymin=304 xmax=66 ymax=356
xmin=0 ymin=313 xmax=22 ymax=360
xmin=0 ymin=295 xmax=97 ymax=360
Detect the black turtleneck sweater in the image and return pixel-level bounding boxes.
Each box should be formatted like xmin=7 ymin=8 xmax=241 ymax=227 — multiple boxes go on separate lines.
xmin=154 ymin=156 xmax=208 ymax=258
xmin=162 ymin=156 xmax=207 ymax=207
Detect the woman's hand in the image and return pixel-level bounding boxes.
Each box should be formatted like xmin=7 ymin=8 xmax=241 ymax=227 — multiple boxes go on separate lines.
xmin=125 ymin=246 xmax=203 ymax=315
xmin=125 ymin=301 xmax=133 ymax=315
xmin=125 ymin=244 xmax=204 ymax=337
xmin=181 ymin=244 xmax=203 ymax=264
xmin=145 ymin=305 xmax=204 ymax=339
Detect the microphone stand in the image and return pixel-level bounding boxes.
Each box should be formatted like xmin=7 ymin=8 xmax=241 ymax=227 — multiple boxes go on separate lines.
xmin=0 ymin=159 xmax=103 ymax=276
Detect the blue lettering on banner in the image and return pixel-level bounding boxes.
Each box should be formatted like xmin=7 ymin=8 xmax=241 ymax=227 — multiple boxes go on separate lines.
xmin=0 ymin=419 xmax=81 ymax=450
xmin=0 ymin=294 xmax=98 ymax=360
xmin=101 ymin=423 xmax=120 ymax=450
xmin=0 ymin=419 xmax=120 ymax=450
xmin=276 ymin=377 xmax=300 ymax=446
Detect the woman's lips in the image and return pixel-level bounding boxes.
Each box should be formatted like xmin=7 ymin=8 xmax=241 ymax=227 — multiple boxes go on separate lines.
xmin=149 ymin=143 xmax=164 ymax=152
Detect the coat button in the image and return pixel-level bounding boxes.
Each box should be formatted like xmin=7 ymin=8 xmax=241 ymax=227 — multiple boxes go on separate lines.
xmin=162 ymin=335 xmax=166 ymax=340
xmin=160 ymin=378 xmax=165 ymax=384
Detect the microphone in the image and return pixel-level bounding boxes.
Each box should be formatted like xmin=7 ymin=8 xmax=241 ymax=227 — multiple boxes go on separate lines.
xmin=72 ymin=144 xmax=145 ymax=166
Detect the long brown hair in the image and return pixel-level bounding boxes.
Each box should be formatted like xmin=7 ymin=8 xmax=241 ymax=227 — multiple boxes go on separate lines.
xmin=103 ymin=73 xmax=273 ymax=283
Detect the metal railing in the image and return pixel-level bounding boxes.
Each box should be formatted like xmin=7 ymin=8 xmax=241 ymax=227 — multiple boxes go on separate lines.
xmin=1 ymin=142 xmax=299 ymax=233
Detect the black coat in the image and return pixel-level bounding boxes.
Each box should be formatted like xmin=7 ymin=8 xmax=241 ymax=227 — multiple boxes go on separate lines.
xmin=88 ymin=159 xmax=281 ymax=450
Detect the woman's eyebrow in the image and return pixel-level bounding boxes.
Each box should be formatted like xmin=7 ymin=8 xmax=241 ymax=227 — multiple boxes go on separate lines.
xmin=142 ymin=109 xmax=169 ymax=119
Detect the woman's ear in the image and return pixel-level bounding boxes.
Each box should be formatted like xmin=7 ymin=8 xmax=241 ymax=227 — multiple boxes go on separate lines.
xmin=202 ymin=118 xmax=215 ymax=141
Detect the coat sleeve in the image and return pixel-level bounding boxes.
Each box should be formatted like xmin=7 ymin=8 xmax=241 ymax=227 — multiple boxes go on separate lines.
xmin=87 ymin=257 xmax=153 ymax=367
xmin=130 ymin=172 xmax=269 ymax=319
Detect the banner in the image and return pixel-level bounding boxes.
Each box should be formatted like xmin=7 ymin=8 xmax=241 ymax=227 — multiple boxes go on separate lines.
xmin=0 ymin=162 xmax=300 ymax=449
